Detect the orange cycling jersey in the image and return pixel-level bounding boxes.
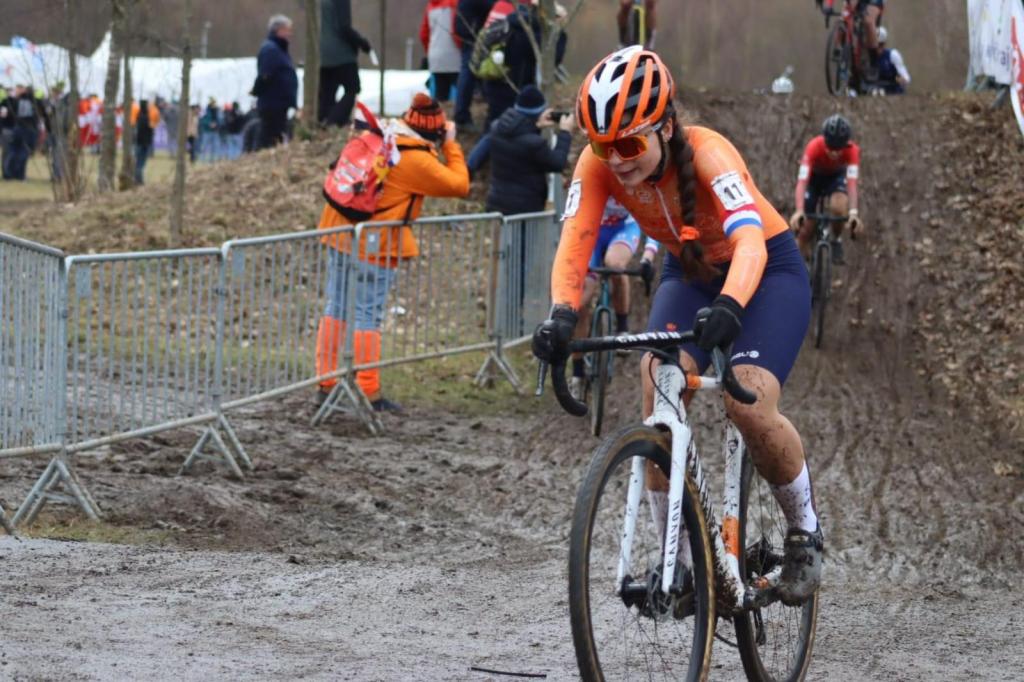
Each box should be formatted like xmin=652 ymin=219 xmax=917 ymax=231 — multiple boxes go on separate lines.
xmin=553 ymin=126 xmax=787 ymax=310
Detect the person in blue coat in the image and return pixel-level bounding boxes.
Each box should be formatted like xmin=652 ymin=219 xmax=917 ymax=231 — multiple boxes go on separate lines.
xmin=255 ymin=14 xmax=298 ymax=149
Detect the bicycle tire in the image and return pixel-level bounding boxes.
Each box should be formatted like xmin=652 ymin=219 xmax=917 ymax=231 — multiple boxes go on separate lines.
xmin=590 ymin=308 xmax=612 ymax=437
xmin=569 ymin=425 xmax=715 ymax=681
xmin=824 ymin=21 xmax=851 ymax=96
xmin=734 ymin=448 xmax=819 ymax=681
xmin=811 ymin=242 xmax=831 ymax=349
xmin=626 ymin=5 xmax=645 ymax=47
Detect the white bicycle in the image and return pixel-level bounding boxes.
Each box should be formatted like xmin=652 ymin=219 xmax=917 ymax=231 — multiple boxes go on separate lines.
xmin=539 ymin=329 xmax=819 ymax=681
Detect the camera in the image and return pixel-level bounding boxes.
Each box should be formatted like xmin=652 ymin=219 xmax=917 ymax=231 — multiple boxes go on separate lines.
xmin=547 ymin=109 xmax=569 ymax=122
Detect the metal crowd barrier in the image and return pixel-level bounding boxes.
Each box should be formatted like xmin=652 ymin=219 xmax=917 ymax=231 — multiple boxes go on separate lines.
xmin=493 ymin=211 xmax=562 ymax=344
xmin=219 ymin=225 xmax=367 ymax=433
xmin=313 ymin=214 xmax=507 ymax=430
xmin=0 ymin=209 xmax=563 ymax=527
xmin=0 ymin=234 xmax=65 ymax=458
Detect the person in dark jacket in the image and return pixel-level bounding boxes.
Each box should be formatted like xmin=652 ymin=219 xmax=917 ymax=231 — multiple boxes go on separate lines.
xmin=5 ymin=85 xmax=41 ymax=181
xmin=482 ymin=3 xmax=567 ymax=133
xmin=133 ymin=99 xmax=159 ymax=184
xmin=484 ymin=85 xmax=573 ymax=214
xmin=453 ymin=0 xmax=496 ymax=127
xmin=255 ymin=14 xmax=298 ymax=149
xmin=319 ymin=0 xmax=373 ymax=127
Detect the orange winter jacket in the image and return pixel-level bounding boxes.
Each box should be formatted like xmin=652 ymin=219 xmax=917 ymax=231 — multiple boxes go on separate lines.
xmin=129 ymin=101 xmax=160 ymax=128
xmin=319 ymin=124 xmax=470 ymax=266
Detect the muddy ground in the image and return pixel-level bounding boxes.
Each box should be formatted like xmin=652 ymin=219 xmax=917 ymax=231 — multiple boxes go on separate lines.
xmin=2 ymin=92 xmax=1023 ymax=680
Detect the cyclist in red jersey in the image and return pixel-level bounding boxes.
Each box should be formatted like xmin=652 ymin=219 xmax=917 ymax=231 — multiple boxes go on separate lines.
xmin=789 ymin=114 xmax=864 ymax=263
xmin=819 ymin=0 xmax=885 ymax=80
xmin=859 ymin=0 xmax=885 ymax=78
xmin=533 ymin=47 xmax=822 ymax=605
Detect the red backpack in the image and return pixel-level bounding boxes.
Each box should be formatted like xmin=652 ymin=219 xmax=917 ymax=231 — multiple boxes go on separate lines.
xmin=323 ymin=101 xmax=399 ymax=222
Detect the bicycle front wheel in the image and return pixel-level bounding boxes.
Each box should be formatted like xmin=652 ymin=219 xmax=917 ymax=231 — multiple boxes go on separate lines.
xmin=569 ymin=425 xmax=715 ymax=681
xmin=590 ymin=307 xmax=613 ymax=437
xmin=825 ymin=21 xmax=851 ymax=95
xmin=734 ymin=449 xmax=819 ymax=681
xmin=811 ymin=243 xmax=831 ymax=349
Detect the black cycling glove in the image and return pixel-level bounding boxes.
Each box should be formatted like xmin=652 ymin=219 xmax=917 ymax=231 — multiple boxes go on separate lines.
xmin=532 ymin=305 xmax=578 ymax=364
xmin=693 ymin=295 xmax=743 ymax=352
xmin=639 ymin=259 xmax=655 ymax=297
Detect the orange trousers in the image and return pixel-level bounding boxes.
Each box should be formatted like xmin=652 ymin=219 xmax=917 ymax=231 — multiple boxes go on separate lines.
xmin=315 ymin=316 xmax=382 ymax=399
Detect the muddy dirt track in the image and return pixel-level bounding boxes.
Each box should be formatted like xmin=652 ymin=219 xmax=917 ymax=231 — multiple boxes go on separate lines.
xmin=2 ymin=92 xmax=1023 ymax=680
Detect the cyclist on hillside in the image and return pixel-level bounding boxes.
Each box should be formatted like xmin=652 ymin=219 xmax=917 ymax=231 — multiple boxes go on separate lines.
xmin=617 ymin=0 xmax=657 ymax=49
xmin=817 ymin=0 xmax=885 ymax=81
xmin=789 ymin=114 xmax=864 ymax=263
xmin=876 ymin=26 xmax=911 ymax=94
xmin=568 ymin=197 xmax=658 ymax=400
xmin=533 ymin=47 xmax=822 ymax=605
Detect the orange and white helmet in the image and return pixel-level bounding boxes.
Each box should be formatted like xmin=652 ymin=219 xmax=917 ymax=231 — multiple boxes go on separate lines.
xmin=577 ymin=46 xmax=676 ymax=143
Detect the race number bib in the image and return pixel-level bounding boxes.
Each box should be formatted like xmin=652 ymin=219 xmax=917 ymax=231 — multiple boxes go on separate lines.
xmin=563 ymin=179 xmax=582 ymax=218
xmin=711 ymin=171 xmax=754 ymax=211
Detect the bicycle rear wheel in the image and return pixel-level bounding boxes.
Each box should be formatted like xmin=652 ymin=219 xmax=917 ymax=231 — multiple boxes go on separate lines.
xmin=825 ymin=21 xmax=851 ymax=95
xmin=734 ymin=449 xmax=819 ymax=681
xmin=811 ymin=243 xmax=831 ymax=349
xmin=590 ymin=308 xmax=613 ymax=437
xmin=569 ymin=425 xmax=715 ymax=681
xmin=626 ymin=5 xmax=645 ymax=47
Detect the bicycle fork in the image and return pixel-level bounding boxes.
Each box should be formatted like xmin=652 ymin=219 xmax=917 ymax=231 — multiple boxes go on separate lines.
xmin=616 ymin=363 xmax=759 ymax=613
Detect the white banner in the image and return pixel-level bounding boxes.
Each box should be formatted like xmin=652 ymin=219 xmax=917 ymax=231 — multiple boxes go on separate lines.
xmin=968 ymin=0 xmax=1017 ymax=84
xmin=1010 ymin=1 xmax=1024 ymax=138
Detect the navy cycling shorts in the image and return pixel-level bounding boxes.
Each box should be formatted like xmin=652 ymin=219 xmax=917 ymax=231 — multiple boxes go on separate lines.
xmin=647 ymin=231 xmax=811 ymax=386
xmin=805 ymin=172 xmax=847 ymax=214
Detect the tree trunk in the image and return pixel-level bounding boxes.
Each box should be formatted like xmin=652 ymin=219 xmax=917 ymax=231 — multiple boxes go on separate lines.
xmin=378 ymin=0 xmax=387 ymax=117
xmin=303 ymin=0 xmax=320 ymax=123
xmin=61 ymin=0 xmax=84 ymax=203
xmin=169 ymin=0 xmax=192 ymax=247
xmin=98 ymin=0 xmax=125 ymax=193
xmin=118 ymin=31 xmax=135 ymax=191
xmin=537 ymin=0 xmax=556 ymax=96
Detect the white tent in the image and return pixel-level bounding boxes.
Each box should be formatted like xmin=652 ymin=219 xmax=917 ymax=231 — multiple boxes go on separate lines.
xmin=0 ymin=33 xmax=428 ymax=115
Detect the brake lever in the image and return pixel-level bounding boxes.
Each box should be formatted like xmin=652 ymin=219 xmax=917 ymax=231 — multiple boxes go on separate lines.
xmin=535 ymin=360 xmax=548 ymax=397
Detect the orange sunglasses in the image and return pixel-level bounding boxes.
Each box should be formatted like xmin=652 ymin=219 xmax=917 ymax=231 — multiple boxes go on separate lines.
xmin=589 ymin=120 xmax=665 ymax=161
xmin=590 ymin=135 xmax=651 ymax=161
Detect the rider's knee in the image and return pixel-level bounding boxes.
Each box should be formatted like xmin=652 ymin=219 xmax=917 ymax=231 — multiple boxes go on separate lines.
xmin=828 ymin=192 xmax=849 ymax=215
xmin=723 ymin=395 xmax=770 ymax=435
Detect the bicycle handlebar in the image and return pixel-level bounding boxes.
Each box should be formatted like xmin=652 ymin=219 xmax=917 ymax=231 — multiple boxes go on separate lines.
xmin=536 ymin=330 xmax=757 ymax=416
xmin=589 ymin=265 xmax=652 ymax=296
xmin=805 ymin=212 xmax=857 ymax=241
xmin=804 ymin=213 xmax=847 ymax=223
xmin=588 ymin=266 xmax=647 ymax=278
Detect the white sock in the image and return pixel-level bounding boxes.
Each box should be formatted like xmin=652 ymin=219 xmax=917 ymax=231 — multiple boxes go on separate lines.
xmin=647 ymin=490 xmax=692 ymax=568
xmin=769 ymin=462 xmax=819 ymax=533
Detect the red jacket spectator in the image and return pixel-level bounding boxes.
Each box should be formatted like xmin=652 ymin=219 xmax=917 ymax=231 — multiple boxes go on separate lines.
xmin=420 ymin=0 xmax=462 ymax=73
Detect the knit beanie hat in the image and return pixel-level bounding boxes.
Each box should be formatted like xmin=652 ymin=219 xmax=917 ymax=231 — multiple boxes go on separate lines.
xmin=403 ymin=92 xmax=446 ymax=140
xmin=514 ymin=85 xmax=547 ymax=117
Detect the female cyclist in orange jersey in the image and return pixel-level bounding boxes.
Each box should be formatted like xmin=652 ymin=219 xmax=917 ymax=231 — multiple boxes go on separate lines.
xmin=532 ymin=47 xmax=822 ymax=604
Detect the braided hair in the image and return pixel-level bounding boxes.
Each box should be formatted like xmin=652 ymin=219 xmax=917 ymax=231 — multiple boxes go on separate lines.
xmin=665 ymin=112 xmax=720 ymax=281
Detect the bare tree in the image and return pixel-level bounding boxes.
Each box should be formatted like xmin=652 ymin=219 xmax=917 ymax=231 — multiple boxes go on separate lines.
xmin=529 ymin=0 xmax=583 ymax=104
xmin=169 ymin=0 xmax=192 ymax=247
xmin=118 ymin=17 xmax=136 ymax=191
xmin=98 ymin=0 xmax=126 ymax=192
xmin=303 ymin=0 xmax=320 ymax=124
xmin=58 ymin=0 xmax=85 ymax=203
